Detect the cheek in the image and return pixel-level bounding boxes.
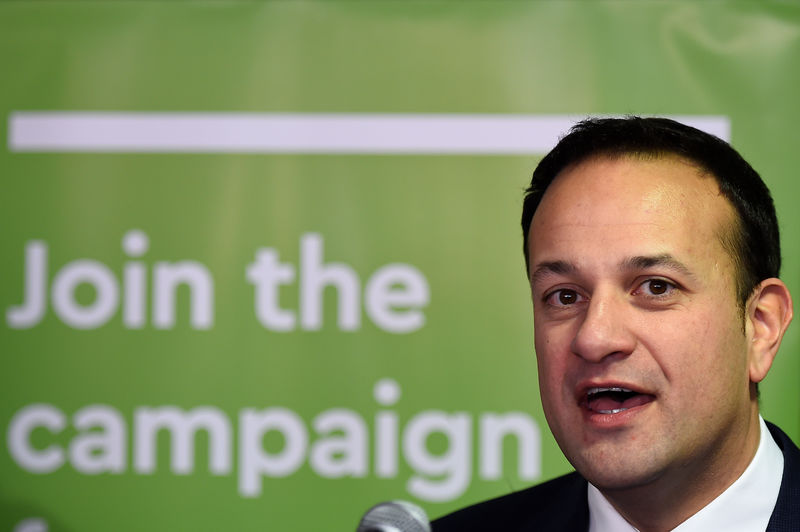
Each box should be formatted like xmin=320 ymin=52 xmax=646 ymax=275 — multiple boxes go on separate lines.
xmin=535 ymin=312 xmax=586 ymax=357
xmin=651 ymin=312 xmax=747 ymax=388
xmin=705 ymin=321 xmax=750 ymax=384
xmin=534 ymin=329 xmax=573 ymax=409
xmin=534 ymin=317 xmax=574 ymax=349
xmin=534 ymin=332 xmax=562 ymax=380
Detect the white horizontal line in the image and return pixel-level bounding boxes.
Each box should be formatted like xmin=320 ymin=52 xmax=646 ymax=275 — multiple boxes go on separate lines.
xmin=7 ymin=112 xmax=730 ymax=154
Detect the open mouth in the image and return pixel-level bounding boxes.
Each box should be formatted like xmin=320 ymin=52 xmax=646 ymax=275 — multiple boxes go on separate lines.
xmin=584 ymin=387 xmax=654 ymax=414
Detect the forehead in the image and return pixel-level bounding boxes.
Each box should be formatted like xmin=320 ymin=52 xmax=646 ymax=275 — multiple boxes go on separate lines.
xmin=528 ymin=155 xmax=737 ymax=271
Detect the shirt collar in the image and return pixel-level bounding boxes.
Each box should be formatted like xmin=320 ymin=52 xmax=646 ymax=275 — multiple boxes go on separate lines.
xmin=587 ymin=416 xmax=784 ymax=532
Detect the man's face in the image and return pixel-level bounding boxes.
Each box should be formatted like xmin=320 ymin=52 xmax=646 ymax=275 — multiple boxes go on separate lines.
xmin=528 ymin=155 xmax=760 ymax=492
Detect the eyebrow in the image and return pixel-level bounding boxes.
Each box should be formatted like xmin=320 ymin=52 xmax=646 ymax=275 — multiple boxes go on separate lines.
xmin=530 ymin=254 xmax=695 ymax=284
xmin=530 ymin=260 xmax=576 ymax=285
xmin=621 ymin=254 xmax=694 ymax=278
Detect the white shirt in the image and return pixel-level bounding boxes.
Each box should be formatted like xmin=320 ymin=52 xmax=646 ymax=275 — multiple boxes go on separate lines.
xmin=588 ymin=416 xmax=784 ymax=532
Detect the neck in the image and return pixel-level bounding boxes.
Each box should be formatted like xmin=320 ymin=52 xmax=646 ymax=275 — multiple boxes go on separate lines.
xmin=600 ymin=409 xmax=762 ymax=532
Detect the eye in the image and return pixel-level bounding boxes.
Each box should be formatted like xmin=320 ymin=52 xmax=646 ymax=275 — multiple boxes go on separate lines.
xmin=639 ymin=278 xmax=676 ymax=297
xmin=545 ymin=288 xmax=584 ymax=307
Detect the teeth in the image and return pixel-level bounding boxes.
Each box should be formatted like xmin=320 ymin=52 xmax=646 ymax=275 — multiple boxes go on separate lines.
xmin=587 ymin=387 xmax=633 ymax=396
xmin=587 ymin=387 xmax=635 ymax=415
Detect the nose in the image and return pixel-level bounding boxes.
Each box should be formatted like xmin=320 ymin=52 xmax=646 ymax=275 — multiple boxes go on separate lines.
xmin=570 ymin=290 xmax=635 ymax=363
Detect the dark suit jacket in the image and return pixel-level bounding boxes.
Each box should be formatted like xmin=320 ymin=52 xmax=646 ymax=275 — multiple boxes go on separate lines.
xmin=433 ymin=422 xmax=800 ymax=531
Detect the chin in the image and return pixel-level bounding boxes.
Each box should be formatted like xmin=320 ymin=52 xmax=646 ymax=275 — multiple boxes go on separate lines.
xmin=568 ymin=452 xmax=663 ymax=492
xmin=585 ymin=469 xmax=658 ymax=492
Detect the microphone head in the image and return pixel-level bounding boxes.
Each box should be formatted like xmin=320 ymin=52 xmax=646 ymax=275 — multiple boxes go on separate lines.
xmin=356 ymin=500 xmax=431 ymax=532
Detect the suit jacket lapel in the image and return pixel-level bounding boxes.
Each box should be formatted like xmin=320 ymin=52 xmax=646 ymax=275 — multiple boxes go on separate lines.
xmin=765 ymin=422 xmax=800 ymax=531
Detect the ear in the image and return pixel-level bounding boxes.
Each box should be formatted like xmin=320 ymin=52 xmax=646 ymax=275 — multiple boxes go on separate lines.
xmin=747 ymin=278 xmax=793 ymax=383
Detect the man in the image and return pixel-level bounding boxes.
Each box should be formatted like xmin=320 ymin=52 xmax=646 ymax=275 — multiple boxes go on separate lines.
xmin=433 ymin=117 xmax=799 ymax=531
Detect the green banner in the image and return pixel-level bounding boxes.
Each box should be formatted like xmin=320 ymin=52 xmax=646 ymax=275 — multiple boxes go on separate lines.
xmin=2 ymin=2 xmax=799 ymax=530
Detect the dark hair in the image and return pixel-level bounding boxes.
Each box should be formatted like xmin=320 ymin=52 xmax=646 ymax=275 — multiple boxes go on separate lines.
xmin=521 ymin=116 xmax=781 ymax=307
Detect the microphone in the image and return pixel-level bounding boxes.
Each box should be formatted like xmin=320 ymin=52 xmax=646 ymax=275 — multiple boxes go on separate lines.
xmin=356 ymin=500 xmax=431 ymax=532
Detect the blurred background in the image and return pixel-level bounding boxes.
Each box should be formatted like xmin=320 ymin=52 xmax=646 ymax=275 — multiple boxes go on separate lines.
xmin=1 ymin=1 xmax=799 ymax=530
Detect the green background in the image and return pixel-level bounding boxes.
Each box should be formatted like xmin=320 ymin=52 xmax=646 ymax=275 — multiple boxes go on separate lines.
xmin=1 ymin=2 xmax=799 ymax=530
